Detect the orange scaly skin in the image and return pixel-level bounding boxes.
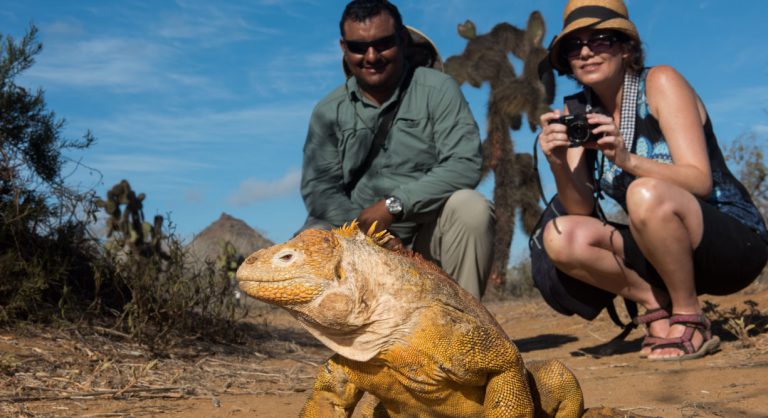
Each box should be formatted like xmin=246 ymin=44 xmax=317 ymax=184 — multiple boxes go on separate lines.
xmin=237 ymin=223 xmax=584 ymax=417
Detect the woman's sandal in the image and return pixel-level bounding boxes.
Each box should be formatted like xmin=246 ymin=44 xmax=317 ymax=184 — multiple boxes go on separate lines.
xmin=633 ymin=306 xmax=671 ymax=359
xmin=648 ymin=313 xmax=721 ymax=361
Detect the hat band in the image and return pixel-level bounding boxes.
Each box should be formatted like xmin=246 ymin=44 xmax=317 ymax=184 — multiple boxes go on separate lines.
xmin=564 ymin=5 xmax=627 ymax=27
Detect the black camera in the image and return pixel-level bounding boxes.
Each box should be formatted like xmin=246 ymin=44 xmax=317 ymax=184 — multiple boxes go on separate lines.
xmin=552 ymin=113 xmax=598 ymax=147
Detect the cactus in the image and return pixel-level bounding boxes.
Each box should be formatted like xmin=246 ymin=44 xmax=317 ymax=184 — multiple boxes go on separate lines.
xmin=95 ymin=179 xmax=168 ymax=260
xmin=217 ymin=241 xmax=245 ymax=302
xmin=444 ymin=12 xmax=555 ymax=289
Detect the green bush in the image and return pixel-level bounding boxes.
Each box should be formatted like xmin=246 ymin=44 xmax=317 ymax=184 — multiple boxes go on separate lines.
xmin=0 ymin=25 xmax=97 ymax=322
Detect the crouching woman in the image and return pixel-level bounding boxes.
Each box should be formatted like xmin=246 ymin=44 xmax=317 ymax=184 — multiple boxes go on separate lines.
xmin=537 ymin=0 xmax=768 ymax=360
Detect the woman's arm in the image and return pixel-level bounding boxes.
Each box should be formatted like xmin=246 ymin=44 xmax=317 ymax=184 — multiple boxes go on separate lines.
xmin=539 ymin=107 xmax=597 ymax=215
xmin=590 ymin=66 xmax=712 ymax=197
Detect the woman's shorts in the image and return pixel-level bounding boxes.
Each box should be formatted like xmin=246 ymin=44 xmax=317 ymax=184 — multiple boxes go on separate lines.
xmin=618 ymin=199 xmax=768 ymax=295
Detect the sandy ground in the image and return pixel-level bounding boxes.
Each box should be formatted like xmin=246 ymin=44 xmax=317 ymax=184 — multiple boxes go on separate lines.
xmin=2 ymin=284 xmax=767 ymax=418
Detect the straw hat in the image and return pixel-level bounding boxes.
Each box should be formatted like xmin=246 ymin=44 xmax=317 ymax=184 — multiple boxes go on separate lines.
xmin=342 ymin=25 xmax=443 ymax=78
xmin=548 ymin=0 xmax=639 ymax=74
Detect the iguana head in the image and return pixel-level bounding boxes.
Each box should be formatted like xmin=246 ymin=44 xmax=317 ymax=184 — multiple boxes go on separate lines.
xmin=236 ymin=222 xmax=396 ymax=329
xmin=236 ymin=227 xmax=342 ymax=307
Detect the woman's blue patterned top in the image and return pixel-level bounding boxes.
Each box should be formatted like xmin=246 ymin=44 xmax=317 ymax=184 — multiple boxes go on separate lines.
xmin=598 ymin=68 xmax=767 ymax=241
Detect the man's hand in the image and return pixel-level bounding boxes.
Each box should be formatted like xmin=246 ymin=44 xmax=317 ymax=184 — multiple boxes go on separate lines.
xmin=358 ymin=200 xmax=405 ymax=250
xmin=357 ymin=199 xmax=394 ymax=235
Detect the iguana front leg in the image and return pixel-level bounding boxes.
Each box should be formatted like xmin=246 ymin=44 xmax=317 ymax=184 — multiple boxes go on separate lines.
xmin=483 ymin=354 xmax=536 ymax=417
xmin=454 ymin=325 xmax=536 ymax=417
xmin=526 ymin=360 xmax=584 ymax=418
xmin=484 ymin=358 xmax=585 ymax=418
xmin=300 ymin=355 xmax=364 ymax=418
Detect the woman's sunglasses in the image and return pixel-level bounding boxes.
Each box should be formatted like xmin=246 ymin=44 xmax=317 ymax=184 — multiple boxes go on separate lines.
xmin=561 ymin=33 xmax=619 ymax=60
xmin=343 ymin=33 xmax=398 ymax=55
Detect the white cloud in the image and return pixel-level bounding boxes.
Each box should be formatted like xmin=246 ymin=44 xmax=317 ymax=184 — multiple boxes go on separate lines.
xmin=708 ymin=85 xmax=768 ymax=116
xmin=726 ymin=46 xmax=768 ymax=74
xmin=752 ymin=124 xmax=768 ymax=135
xmin=229 ymin=168 xmax=301 ymax=206
xmin=89 ymin=154 xmax=212 ymax=174
xmin=184 ymin=187 xmax=205 ymax=203
xmin=25 ymin=37 xmax=173 ymax=92
xmin=158 ymin=2 xmax=281 ymax=45
xmin=406 ymin=0 xmax=468 ymax=25
xmin=22 ymin=10 xmax=278 ymax=94
xmin=44 ymin=19 xmax=86 ymax=36
xmin=249 ymin=41 xmax=340 ymax=97
xmin=81 ymin=101 xmax=313 ymax=150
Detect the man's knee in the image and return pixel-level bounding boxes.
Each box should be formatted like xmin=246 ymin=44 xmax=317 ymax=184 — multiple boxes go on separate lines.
xmin=442 ymin=189 xmax=495 ymax=232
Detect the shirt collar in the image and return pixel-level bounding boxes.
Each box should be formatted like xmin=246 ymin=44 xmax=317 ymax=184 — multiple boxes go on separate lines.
xmin=345 ymin=63 xmax=411 ymax=108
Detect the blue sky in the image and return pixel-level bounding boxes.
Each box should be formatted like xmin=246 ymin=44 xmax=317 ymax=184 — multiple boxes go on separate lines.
xmin=3 ymin=1 xmax=767 ymax=258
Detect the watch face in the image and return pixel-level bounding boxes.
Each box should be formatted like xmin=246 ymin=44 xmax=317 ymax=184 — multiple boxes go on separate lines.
xmin=385 ymin=196 xmax=403 ymax=214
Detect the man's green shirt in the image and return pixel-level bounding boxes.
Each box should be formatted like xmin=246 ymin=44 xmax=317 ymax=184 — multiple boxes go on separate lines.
xmin=301 ymin=66 xmax=482 ymax=239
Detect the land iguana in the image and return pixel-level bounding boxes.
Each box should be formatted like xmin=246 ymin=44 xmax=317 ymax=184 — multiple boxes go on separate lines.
xmin=235 ymin=223 xmax=604 ymax=417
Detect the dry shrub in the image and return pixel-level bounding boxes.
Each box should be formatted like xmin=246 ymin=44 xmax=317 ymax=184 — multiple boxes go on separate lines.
xmin=93 ymin=181 xmax=248 ymax=353
xmin=0 ymin=26 xmax=247 ymax=353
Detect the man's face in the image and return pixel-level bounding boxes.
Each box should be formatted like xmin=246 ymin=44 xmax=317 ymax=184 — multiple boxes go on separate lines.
xmin=341 ymin=12 xmax=405 ymax=96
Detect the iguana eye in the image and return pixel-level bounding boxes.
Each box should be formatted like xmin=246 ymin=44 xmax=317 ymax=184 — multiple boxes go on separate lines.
xmin=273 ymin=249 xmax=300 ymax=266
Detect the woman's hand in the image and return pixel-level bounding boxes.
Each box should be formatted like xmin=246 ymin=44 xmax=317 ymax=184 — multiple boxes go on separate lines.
xmin=586 ymin=113 xmax=631 ymax=169
xmin=539 ymin=109 xmax=571 ymax=165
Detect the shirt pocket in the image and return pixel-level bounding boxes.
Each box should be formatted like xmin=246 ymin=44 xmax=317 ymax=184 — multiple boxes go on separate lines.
xmin=337 ymin=126 xmax=374 ymax=183
xmin=381 ymin=117 xmax=436 ymax=172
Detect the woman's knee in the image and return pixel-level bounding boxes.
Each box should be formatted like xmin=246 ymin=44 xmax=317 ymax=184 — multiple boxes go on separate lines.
xmin=626 ymin=178 xmax=676 ymax=225
xmin=626 ymin=178 xmax=703 ymax=227
xmin=542 ymin=216 xmax=589 ymax=265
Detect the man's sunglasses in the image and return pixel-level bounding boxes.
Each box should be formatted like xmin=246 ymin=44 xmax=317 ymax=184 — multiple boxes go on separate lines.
xmin=561 ymin=33 xmax=619 ymax=60
xmin=343 ymin=33 xmax=398 ymax=55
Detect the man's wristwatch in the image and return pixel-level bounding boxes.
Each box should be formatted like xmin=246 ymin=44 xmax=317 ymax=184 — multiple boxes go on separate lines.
xmin=384 ymin=196 xmax=403 ymax=218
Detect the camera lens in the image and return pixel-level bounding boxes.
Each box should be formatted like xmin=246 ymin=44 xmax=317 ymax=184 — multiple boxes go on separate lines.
xmin=568 ymin=120 xmax=590 ymax=144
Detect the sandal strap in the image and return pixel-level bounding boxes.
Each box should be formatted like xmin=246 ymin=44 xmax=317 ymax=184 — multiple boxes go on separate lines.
xmin=669 ymin=313 xmax=710 ymax=328
xmin=641 ymin=335 xmax=667 ymax=348
xmin=650 ymin=336 xmax=697 ymax=355
xmin=651 ymin=313 xmax=714 ymax=355
xmin=633 ymin=306 xmax=671 ymax=326
xmin=669 ymin=313 xmax=712 ymax=341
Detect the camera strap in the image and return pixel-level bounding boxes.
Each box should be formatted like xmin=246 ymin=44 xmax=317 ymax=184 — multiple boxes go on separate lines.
xmin=344 ymin=67 xmax=414 ymax=195
xmin=619 ymin=71 xmax=639 ymax=151
xmin=583 ymin=70 xmax=638 ymax=150
xmin=592 ymin=71 xmax=639 ymax=202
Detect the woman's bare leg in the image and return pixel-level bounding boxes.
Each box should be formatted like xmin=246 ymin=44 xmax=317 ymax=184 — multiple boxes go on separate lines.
xmin=543 ymin=213 xmax=671 ymax=345
xmin=624 ymin=178 xmax=705 ymax=359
